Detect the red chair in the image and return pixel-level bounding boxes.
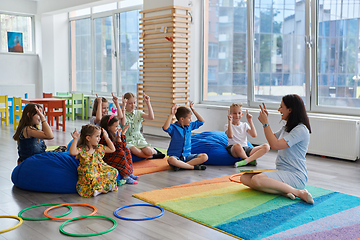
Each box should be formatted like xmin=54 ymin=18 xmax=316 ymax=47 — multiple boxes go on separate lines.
xmin=43 ymin=93 xmax=53 ymax=98
xmin=46 ymin=100 xmax=65 ymax=131
xmin=42 ymin=93 xmax=53 ymax=125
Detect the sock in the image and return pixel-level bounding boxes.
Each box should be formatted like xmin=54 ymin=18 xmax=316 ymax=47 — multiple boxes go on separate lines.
xmin=247 ymin=160 xmax=257 ymax=166
xmin=94 ymin=190 xmax=101 ymax=197
xmin=117 ymin=179 xmax=126 ymax=186
xmin=234 ymin=160 xmax=247 ymax=167
xmin=193 ymin=165 xmax=206 ymax=170
xmin=130 ymin=174 xmax=139 ymax=180
xmin=124 ymin=176 xmax=138 ymax=184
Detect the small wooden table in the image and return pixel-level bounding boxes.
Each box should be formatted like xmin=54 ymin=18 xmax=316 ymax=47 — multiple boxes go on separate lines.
xmin=22 ymin=98 xmax=66 ymax=131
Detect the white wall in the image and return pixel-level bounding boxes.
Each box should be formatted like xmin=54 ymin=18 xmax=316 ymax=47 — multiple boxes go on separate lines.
xmin=0 ymin=0 xmax=37 ymax=14
xmin=41 ymin=15 xmax=55 ymax=93
xmin=0 ymin=0 xmax=40 ymax=97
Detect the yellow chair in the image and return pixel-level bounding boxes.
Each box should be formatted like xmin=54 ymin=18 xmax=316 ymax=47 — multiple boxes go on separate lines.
xmin=0 ymin=95 xmax=9 ymax=126
xmin=66 ymin=93 xmax=85 ymax=120
xmin=13 ymin=97 xmax=23 ymax=130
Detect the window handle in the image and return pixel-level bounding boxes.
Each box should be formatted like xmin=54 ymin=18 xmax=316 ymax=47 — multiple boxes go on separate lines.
xmin=304 ymin=36 xmax=313 ymax=49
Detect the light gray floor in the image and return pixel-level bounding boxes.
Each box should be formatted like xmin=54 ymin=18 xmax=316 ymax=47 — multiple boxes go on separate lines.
xmin=0 ymin=119 xmax=359 ymax=239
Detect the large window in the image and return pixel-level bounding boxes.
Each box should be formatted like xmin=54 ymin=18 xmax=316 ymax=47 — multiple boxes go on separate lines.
xmin=94 ymin=16 xmax=116 ymax=93
xmin=0 ymin=13 xmax=34 ymax=53
xmin=203 ymin=0 xmax=360 ymax=115
xmin=117 ymin=10 xmax=141 ymax=94
xmin=70 ymin=4 xmax=141 ymax=95
xmin=70 ymin=18 xmax=91 ymax=92
xmin=317 ymin=0 xmax=360 ymax=109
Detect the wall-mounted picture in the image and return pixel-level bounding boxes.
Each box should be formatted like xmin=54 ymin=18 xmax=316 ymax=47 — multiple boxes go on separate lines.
xmin=7 ymin=32 xmax=24 ymax=53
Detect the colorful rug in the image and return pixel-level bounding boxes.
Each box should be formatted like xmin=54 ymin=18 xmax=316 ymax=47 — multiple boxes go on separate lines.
xmin=132 ymin=148 xmax=170 ymax=176
xmin=133 ymin=175 xmax=360 ymax=240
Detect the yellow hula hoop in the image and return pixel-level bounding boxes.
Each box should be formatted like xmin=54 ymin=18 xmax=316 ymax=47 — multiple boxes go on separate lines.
xmin=0 ymin=215 xmax=23 ymax=233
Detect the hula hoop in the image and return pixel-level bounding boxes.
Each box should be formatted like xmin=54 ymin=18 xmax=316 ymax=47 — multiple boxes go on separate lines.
xmin=229 ymin=173 xmax=243 ymax=183
xmin=60 ymin=215 xmax=117 ymax=237
xmin=44 ymin=203 xmax=97 ymax=221
xmin=114 ymin=204 xmax=164 ymax=221
xmin=0 ymin=215 xmax=23 ymax=233
xmin=18 ymin=203 xmax=73 ymax=221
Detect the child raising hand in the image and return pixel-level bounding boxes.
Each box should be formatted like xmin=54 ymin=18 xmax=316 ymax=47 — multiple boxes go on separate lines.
xmin=69 ymin=124 xmax=118 ymax=197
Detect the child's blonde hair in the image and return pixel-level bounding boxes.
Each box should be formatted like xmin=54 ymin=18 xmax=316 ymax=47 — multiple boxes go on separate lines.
xmin=229 ymin=103 xmax=243 ymax=113
xmin=91 ymin=97 xmax=108 ymax=116
xmin=78 ymin=124 xmax=101 ymax=148
xmin=123 ymin=92 xmax=135 ymax=100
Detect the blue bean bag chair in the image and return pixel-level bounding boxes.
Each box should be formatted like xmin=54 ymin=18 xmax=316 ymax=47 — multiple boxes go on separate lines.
xmin=11 ymin=152 xmax=79 ymax=193
xmin=191 ymin=131 xmax=253 ymax=165
xmin=12 ymin=141 xmax=121 ymax=193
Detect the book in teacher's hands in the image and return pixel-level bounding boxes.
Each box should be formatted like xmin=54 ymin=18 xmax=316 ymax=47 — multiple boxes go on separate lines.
xmin=239 ymin=169 xmax=278 ymax=173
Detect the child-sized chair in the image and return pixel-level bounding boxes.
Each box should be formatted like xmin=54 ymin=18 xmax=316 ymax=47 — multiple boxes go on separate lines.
xmin=66 ymin=93 xmax=85 ymax=120
xmin=0 ymin=95 xmax=9 ymax=126
xmin=13 ymin=97 xmax=23 ymax=130
xmin=43 ymin=93 xmax=53 ymax=98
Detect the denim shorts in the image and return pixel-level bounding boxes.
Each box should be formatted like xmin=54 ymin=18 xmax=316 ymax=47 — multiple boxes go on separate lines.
xmin=226 ymin=145 xmax=252 ymax=157
xmin=167 ymin=154 xmax=199 ymax=167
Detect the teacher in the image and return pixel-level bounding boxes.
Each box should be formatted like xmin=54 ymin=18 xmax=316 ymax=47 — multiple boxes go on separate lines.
xmin=240 ymin=94 xmax=314 ymax=204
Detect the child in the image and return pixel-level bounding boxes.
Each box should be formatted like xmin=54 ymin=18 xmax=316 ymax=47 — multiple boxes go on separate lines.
xmin=163 ymin=102 xmax=208 ymax=171
xmin=99 ymin=114 xmax=139 ymax=185
xmin=123 ymin=92 xmax=165 ymax=159
xmin=13 ymin=103 xmax=54 ymax=164
xmin=90 ymin=93 xmax=125 ymax=126
xmin=225 ymin=103 xmax=270 ymax=167
xmin=69 ymin=124 xmax=118 ymax=197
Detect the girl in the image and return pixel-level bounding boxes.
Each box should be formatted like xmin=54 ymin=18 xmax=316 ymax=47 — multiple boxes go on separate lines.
xmin=13 ymin=103 xmax=54 ymax=164
xmin=123 ymin=92 xmax=165 ymax=159
xmin=241 ymin=94 xmax=314 ymax=204
xmin=99 ymin=114 xmax=139 ymax=184
xmin=69 ymin=124 xmax=118 ymax=197
xmin=90 ymin=93 xmax=125 ymax=126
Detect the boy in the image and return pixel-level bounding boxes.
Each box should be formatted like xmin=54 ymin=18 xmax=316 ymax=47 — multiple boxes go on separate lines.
xmin=163 ymin=102 xmax=208 ymax=171
xmin=225 ymin=103 xmax=270 ymax=167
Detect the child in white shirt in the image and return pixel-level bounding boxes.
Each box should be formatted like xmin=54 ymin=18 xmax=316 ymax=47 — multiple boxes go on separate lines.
xmin=224 ymin=103 xmax=270 ymax=167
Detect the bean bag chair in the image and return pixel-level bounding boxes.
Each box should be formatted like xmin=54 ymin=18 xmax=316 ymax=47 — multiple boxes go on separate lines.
xmin=191 ymin=131 xmax=253 ymax=165
xmin=11 ymin=152 xmax=79 ymax=193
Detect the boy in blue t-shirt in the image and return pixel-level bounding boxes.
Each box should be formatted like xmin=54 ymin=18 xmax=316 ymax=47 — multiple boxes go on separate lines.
xmin=163 ymin=102 xmax=208 ymax=171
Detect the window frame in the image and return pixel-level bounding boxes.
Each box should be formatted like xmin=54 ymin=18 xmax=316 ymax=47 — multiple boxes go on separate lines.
xmin=69 ymin=4 xmax=142 ymax=96
xmin=201 ymin=0 xmax=360 ymax=116
xmin=0 ymin=11 xmax=36 ymax=54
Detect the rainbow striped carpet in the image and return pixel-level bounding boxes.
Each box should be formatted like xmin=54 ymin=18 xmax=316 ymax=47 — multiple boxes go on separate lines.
xmin=133 ymin=175 xmax=360 ymax=240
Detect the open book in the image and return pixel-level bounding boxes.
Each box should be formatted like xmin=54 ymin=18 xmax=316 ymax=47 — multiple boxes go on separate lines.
xmin=239 ymin=169 xmax=278 ymax=173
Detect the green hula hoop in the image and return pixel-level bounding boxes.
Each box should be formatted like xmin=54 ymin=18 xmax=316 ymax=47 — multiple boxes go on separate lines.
xmin=18 ymin=203 xmax=73 ymax=221
xmin=60 ymin=215 xmax=117 ymax=237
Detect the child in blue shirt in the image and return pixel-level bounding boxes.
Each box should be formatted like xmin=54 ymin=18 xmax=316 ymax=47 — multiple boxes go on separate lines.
xmin=163 ymin=102 xmax=208 ymax=171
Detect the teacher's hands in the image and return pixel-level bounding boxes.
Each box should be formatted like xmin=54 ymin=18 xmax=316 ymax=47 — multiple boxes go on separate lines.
xmin=258 ymin=103 xmax=269 ymax=125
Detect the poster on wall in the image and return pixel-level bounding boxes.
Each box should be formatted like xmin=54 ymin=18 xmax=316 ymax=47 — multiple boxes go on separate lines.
xmin=7 ymin=32 xmax=24 ymax=53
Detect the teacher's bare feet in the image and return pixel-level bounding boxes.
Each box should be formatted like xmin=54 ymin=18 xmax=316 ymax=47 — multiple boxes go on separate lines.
xmin=298 ymin=189 xmax=314 ymax=204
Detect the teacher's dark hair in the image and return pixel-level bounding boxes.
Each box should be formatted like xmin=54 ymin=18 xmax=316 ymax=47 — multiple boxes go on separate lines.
xmin=283 ymin=94 xmax=311 ymax=133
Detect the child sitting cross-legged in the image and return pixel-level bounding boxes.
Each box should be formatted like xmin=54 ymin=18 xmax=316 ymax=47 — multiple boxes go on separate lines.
xmin=225 ymin=103 xmax=270 ymax=167
xmin=163 ymin=102 xmax=208 ymax=171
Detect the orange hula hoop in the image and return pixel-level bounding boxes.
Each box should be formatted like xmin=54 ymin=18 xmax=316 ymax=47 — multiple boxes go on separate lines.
xmin=229 ymin=173 xmax=243 ymax=183
xmin=44 ymin=203 xmax=97 ymax=221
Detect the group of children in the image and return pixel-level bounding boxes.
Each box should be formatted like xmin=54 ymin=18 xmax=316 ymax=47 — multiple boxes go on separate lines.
xmin=13 ymin=92 xmax=270 ymax=198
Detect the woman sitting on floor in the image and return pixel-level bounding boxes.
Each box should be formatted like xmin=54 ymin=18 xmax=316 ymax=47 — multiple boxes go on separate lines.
xmin=240 ymin=94 xmax=314 ymax=204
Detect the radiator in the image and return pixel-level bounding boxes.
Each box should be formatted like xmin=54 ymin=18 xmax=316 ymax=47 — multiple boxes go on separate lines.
xmin=307 ymin=116 xmax=360 ymax=161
